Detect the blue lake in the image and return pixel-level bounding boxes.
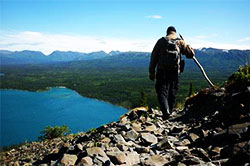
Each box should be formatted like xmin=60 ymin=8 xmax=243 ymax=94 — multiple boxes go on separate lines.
xmin=0 ymin=87 xmax=127 ymax=147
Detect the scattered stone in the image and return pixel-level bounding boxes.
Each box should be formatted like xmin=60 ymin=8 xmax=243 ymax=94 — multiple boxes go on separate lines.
xmin=157 ymin=138 xmax=174 ymax=150
xmin=141 ymin=133 xmax=158 ymax=145
xmin=78 ymin=156 xmax=93 ymax=166
xmin=124 ymin=129 xmax=139 ymax=141
xmin=60 ymin=154 xmax=77 ymax=166
xmin=132 ymin=122 xmax=142 ymax=132
xmin=176 ymin=146 xmax=189 ymax=152
xmin=114 ymin=134 xmax=126 ymax=144
xmin=126 ymin=152 xmax=140 ymax=165
xmin=76 ymin=143 xmax=83 ymax=151
xmin=175 ymin=139 xmax=191 ymax=146
xmin=106 ymin=152 xmax=127 ymax=164
xmin=142 ymin=155 xmax=169 ymax=166
xmin=191 ymin=148 xmax=211 ymax=162
xmin=86 ymin=147 xmax=108 ymax=158
xmin=99 ymin=137 xmax=111 ymax=144
xmin=189 ymin=133 xmax=199 ymax=142
xmin=145 ymin=124 xmax=157 ymax=132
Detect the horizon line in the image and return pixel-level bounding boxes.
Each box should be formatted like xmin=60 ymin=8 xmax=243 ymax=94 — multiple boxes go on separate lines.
xmin=1 ymin=47 xmax=250 ymax=56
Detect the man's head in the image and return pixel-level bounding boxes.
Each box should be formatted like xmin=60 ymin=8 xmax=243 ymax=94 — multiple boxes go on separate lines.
xmin=167 ymin=26 xmax=176 ymax=35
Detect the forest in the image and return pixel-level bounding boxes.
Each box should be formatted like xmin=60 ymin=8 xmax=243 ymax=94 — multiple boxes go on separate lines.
xmin=0 ymin=62 xmax=228 ymax=109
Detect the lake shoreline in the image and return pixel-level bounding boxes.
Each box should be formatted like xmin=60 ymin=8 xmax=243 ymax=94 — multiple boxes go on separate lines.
xmin=0 ymin=86 xmax=128 ymax=110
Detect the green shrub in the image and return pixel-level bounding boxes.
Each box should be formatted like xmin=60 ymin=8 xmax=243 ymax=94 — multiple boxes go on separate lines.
xmin=226 ymin=64 xmax=250 ymax=91
xmin=139 ymin=88 xmax=148 ymax=107
xmin=88 ymin=128 xmax=97 ymax=134
xmin=228 ymin=65 xmax=250 ymax=82
xmin=38 ymin=125 xmax=71 ymax=141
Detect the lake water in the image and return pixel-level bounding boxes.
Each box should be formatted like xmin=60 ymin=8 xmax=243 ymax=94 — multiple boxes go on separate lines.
xmin=0 ymin=87 xmax=127 ymax=147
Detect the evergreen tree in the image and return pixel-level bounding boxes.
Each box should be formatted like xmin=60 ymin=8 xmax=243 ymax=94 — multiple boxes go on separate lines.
xmin=188 ymin=82 xmax=194 ymax=97
xmin=139 ymin=88 xmax=148 ymax=107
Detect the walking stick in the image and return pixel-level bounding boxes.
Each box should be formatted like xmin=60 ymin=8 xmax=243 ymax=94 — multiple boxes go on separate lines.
xmin=179 ymin=34 xmax=215 ymax=87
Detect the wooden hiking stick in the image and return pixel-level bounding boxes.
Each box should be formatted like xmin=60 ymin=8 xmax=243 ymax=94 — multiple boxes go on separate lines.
xmin=179 ymin=34 xmax=215 ymax=87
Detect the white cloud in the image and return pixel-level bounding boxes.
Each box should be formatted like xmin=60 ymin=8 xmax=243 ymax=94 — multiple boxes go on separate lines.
xmin=0 ymin=31 xmax=249 ymax=55
xmin=238 ymin=37 xmax=250 ymax=42
xmin=146 ymin=15 xmax=163 ymax=19
xmin=185 ymin=35 xmax=250 ymax=50
xmin=0 ymin=31 xmax=155 ymax=55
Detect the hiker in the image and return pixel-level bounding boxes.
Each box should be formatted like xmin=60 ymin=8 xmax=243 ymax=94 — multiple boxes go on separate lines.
xmin=149 ymin=26 xmax=194 ymax=120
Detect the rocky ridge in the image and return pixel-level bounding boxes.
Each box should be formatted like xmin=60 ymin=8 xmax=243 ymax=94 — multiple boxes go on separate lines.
xmin=1 ymin=82 xmax=249 ymax=166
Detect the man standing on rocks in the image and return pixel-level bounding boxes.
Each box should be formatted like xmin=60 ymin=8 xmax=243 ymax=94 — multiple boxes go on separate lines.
xmin=149 ymin=26 xmax=194 ymax=120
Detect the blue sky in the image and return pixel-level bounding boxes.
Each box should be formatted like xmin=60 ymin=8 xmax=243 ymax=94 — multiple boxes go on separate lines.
xmin=0 ymin=0 xmax=249 ymax=54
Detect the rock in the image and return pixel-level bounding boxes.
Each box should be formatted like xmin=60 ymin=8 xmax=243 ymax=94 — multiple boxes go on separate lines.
xmin=157 ymin=138 xmax=174 ymax=150
xmin=13 ymin=161 xmax=20 ymax=166
xmin=114 ymin=134 xmax=126 ymax=144
xmin=135 ymin=146 xmax=150 ymax=153
xmin=124 ymin=129 xmax=139 ymax=141
xmin=78 ymin=156 xmax=93 ymax=166
xmin=201 ymin=129 xmax=209 ymax=138
xmin=99 ymin=137 xmax=111 ymax=144
xmin=127 ymin=107 xmax=147 ymax=121
xmin=210 ymin=147 xmax=222 ymax=157
xmin=167 ymin=135 xmax=179 ymax=143
xmin=142 ymin=155 xmax=169 ymax=166
xmin=191 ymin=148 xmax=211 ymax=162
xmin=118 ymin=123 xmax=131 ymax=131
xmin=86 ymin=147 xmax=108 ymax=158
xmin=94 ymin=155 xmax=111 ymax=165
xmin=220 ymin=141 xmax=248 ymax=158
xmin=76 ymin=143 xmax=83 ymax=151
xmin=132 ymin=122 xmax=142 ymax=132
xmin=171 ymin=126 xmax=184 ymax=134
xmin=189 ymin=133 xmax=199 ymax=142
xmin=153 ymin=128 xmax=164 ymax=136
xmin=106 ymin=146 xmax=121 ymax=152
xmin=151 ymin=108 xmax=162 ymax=117
xmin=106 ymin=152 xmax=127 ymax=164
xmin=141 ymin=133 xmax=158 ymax=145
xmin=175 ymin=139 xmax=191 ymax=146
xmin=176 ymin=146 xmax=189 ymax=152
xmin=145 ymin=124 xmax=157 ymax=132
xmin=60 ymin=154 xmax=78 ymax=166
xmin=119 ymin=115 xmax=129 ymax=124
xmin=182 ymin=156 xmax=204 ymax=165
xmin=117 ymin=144 xmax=129 ymax=152
xmin=126 ymin=152 xmax=140 ymax=165
xmin=228 ymin=122 xmax=250 ymax=135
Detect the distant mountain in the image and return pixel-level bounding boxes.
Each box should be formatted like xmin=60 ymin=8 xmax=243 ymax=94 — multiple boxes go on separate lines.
xmin=0 ymin=50 xmax=109 ymax=64
xmin=0 ymin=50 xmax=48 ymax=64
xmin=108 ymin=50 xmax=122 ymax=56
xmin=76 ymin=51 xmax=108 ymax=60
xmin=1 ymin=48 xmax=249 ymax=74
xmin=49 ymin=51 xmax=86 ymax=61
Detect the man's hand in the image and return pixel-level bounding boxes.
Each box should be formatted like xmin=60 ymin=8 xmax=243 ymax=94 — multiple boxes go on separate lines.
xmin=149 ymin=73 xmax=155 ymax=81
xmin=186 ymin=44 xmax=195 ymax=59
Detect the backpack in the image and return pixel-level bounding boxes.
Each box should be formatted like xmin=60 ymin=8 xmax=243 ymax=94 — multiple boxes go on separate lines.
xmin=158 ymin=37 xmax=183 ymax=72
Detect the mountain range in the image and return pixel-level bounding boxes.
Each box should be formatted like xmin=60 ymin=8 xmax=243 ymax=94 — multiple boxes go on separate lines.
xmin=1 ymin=48 xmax=249 ymax=74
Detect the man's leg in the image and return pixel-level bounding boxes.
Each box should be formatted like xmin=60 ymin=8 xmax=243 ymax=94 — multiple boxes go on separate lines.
xmin=168 ymin=78 xmax=179 ymax=113
xmin=155 ymin=79 xmax=170 ymax=119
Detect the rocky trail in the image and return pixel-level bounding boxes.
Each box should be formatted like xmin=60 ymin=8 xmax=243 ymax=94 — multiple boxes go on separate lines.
xmin=1 ymin=79 xmax=250 ymax=166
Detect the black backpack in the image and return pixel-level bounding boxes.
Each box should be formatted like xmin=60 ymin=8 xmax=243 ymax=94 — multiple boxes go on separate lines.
xmin=158 ymin=37 xmax=184 ymax=72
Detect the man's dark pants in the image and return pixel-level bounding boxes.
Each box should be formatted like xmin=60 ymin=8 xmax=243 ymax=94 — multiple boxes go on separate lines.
xmin=155 ymin=69 xmax=179 ymax=118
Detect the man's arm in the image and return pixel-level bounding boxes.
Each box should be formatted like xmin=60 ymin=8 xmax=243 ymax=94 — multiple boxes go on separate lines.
xmin=149 ymin=39 xmax=161 ymax=80
xmin=178 ymin=40 xmax=195 ymax=58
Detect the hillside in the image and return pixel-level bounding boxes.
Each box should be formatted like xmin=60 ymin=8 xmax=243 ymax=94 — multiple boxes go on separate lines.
xmin=1 ymin=67 xmax=249 ymax=166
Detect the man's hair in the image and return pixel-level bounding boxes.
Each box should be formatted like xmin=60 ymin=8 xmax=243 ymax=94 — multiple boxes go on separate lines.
xmin=167 ymin=26 xmax=176 ymax=35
